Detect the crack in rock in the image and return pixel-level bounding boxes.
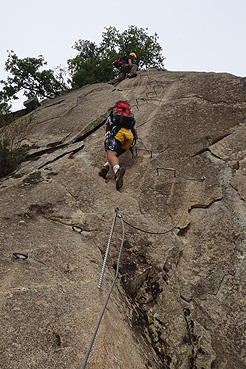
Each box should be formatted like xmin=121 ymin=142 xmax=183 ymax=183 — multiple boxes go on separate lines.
xmin=189 ymin=197 xmax=223 ymax=212
xmin=19 ymin=109 xmax=111 ymax=170
xmin=193 ymin=133 xmax=230 ymax=158
xmin=37 ymin=142 xmax=84 ymax=169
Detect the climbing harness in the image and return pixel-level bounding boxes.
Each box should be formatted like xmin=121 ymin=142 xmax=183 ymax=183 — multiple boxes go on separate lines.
xmin=81 ymin=208 xmax=125 ymax=369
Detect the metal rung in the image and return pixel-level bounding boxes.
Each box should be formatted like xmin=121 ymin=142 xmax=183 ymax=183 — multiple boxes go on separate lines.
xmin=146 ymin=90 xmax=157 ymax=98
xmin=135 ymin=98 xmax=147 ymax=110
xmin=153 ymin=85 xmax=164 ymax=93
xmin=156 ymin=167 xmax=176 ymax=177
xmin=135 ymin=148 xmax=153 ymax=158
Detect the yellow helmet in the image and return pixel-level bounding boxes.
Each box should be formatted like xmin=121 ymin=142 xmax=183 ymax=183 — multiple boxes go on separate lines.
xmin=130 ymin=52 xmax=136 ymax=58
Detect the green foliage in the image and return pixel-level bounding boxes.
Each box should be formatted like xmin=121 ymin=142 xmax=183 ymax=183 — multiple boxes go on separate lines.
xmin=0 ymin=90 xmax=12 ymax=115
xmin=0 ymin=50 xmax=68 ymax=106
xmin=101 ymin=26 xmax=165 ymax=69
xmin=0 ymin=139 xmax=29 ymax=178
xmin=0 ymin=100 xmax=11 ymax=115
xmin=68 ymin=39 xmax=113 ymax=88
xmin=68 ymin=26 xmax=165 ymax=88
xmin=0 ymin=27 xmax=165 ymax=106
xmin=134 ymin=250 xmax=147 ymax=259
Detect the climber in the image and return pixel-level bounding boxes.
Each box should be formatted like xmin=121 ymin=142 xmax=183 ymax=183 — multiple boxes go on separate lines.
xmin=99 ymin=101 xmax=138 ymax=190
xmin=109 ymin=53 xmax=138 ymax=85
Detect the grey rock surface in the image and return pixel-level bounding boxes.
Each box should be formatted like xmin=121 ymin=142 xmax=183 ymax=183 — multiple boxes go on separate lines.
xmin=0 ymin=70 xmax=245 ymax=368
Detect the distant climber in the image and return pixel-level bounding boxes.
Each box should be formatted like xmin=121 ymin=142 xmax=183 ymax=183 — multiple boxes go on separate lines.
xmin=109 ymin=53 xmax=138 ymax=85
xmin=99 ymin=101 xmax=138 ymax=190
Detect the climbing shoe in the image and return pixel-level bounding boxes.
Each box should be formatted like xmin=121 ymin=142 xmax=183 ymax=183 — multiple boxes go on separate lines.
xmin=128 ymin=73 xmax=137 ymax=79
xmin=115 ymin=167 xmax=125 ymax=190
xmin=99 ymin=165 xmax=109 ymax=179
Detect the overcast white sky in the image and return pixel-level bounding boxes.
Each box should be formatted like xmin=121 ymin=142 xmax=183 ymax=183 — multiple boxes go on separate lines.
xmin=1 ymin=0 xmax=245 ymax=111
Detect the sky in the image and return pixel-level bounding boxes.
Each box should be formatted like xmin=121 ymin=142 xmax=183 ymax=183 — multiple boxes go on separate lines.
xmin=1 ymin=0 xmax=246 ymax=111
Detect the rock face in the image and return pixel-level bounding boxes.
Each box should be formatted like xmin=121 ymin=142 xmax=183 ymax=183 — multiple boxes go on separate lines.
xmin=0 ymin=70 xmax=246 ymax=369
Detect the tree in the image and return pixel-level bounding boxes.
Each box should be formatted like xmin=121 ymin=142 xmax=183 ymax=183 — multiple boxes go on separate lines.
xmin=0 ymin=98 xmax=11 ymax=115
xmin=0 ymin=50 xmax=68 ymax=107
xmin=68 ymin=26 xmax=165 ymax=89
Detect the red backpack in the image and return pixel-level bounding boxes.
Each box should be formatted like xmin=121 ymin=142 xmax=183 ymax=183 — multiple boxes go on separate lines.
xmin=112 ymin=101 xmax=134 ymax=129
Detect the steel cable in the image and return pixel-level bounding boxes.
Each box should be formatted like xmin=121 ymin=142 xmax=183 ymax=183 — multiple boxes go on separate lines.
xmin=81 ymin=210 xmax=125 ymax=369
xmin=121 ymin=180 xmax=199 ymax=235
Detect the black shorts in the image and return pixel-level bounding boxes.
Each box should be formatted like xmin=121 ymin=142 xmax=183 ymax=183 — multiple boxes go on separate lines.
xmin=105 ymin=136 xmax=126 ymax=157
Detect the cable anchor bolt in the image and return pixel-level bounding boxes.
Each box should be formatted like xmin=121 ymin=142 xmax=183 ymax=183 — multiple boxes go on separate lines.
xmin=72 ymin=225 xmax=83 ymax=233
xmin=115 ymin=208 xmax=122 ymax=218
xmin=13 ymin=252 xmax=28 ymax=261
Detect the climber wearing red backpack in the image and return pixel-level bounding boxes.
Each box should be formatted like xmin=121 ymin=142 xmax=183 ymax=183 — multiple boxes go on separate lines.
xmin=109 ymin=53 xmax=138 ymax=85
xmin=99 ymin=101 xmax=138 ymax=190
